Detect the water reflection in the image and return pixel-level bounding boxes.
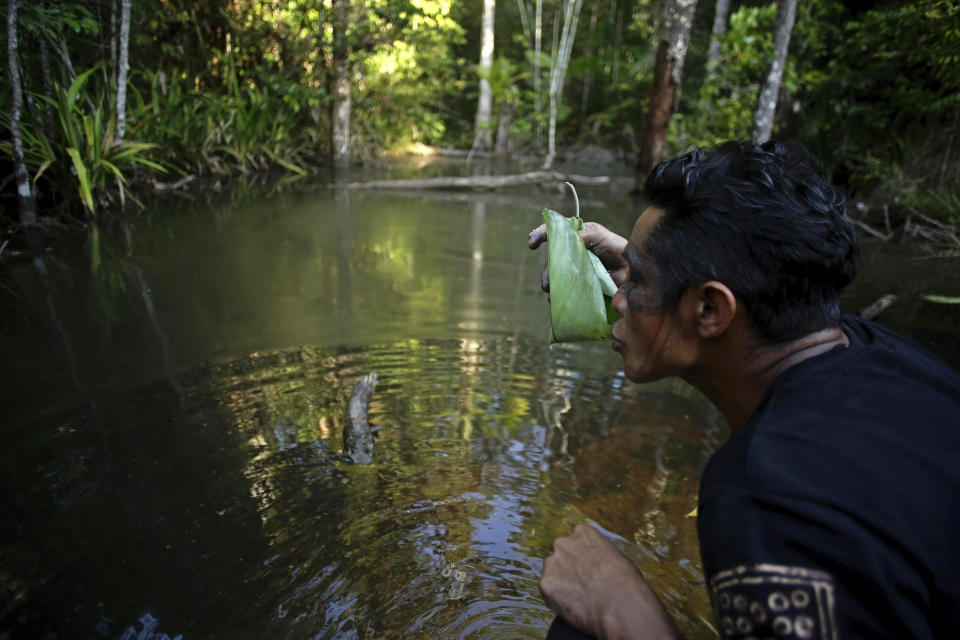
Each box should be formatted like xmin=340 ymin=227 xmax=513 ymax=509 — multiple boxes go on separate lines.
xmin=7 ymin=180 xmax=952 ymax=639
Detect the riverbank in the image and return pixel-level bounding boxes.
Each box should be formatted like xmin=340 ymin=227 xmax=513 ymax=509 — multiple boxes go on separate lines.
xmin=2 ymin=148 xmax=957 ymax=263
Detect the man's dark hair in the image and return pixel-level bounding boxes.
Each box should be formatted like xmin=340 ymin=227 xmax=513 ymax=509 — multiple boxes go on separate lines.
xmin=641 ymin=140 xmax=860 ymax=344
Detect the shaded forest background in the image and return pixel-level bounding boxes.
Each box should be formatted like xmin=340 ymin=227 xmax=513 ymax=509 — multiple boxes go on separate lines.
xmin=1 ymin=0 xmax=958 ymax=229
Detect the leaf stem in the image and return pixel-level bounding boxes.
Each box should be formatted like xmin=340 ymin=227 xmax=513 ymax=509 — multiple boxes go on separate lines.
xmin=565 ymin=181 xmax=580 ymax=218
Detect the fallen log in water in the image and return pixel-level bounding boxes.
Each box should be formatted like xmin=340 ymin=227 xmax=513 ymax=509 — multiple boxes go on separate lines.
xmin=343 ymin=170 xmax=611 ymax=191
xmin=860 ymin=294 xmax=897 ymax=320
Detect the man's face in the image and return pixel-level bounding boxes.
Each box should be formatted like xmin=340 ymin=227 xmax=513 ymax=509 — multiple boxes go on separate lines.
xmin=611 ymin=207 xmax=698 ymax=383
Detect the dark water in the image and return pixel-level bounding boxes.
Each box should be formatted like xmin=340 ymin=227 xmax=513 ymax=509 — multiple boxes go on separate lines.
xmin=1 ymin=177 xmax=958 ymax=639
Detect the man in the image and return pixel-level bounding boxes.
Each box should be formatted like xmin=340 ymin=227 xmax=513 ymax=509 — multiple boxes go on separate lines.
xmin=527 ymin=141 xmax=960 ymax=639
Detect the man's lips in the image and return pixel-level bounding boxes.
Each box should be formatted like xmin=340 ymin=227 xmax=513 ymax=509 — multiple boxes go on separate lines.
xmin=611 ymin=328 xmax=624 ymax=352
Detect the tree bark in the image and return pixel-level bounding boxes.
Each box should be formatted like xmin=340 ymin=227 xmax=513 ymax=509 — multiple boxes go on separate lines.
xmin=331 ymin=0 xmax=351 ymax=170
xmin=545 ymin=0 xmax=583 ymax=169
xmin=473 ymin=0 xmax=496 ymax=151
xmin=635 ymin=0 xmax=698 ymax=190
xmin=707 ymin=0 xmax=731 ymax=68
xmin=7 ymin=0 xmax=36 ymax=225
xmin=751 ymin=0 xmax=797 ymax=144
xmin=116 ymin=0 xmax=131 ymax=141
xmin=110 ymin=0 xmax=118 ymax=63
xmin=39 ymin=38 xmax=56 ymax=143
xmin=534 ymin=0 xmax=543 ymax=149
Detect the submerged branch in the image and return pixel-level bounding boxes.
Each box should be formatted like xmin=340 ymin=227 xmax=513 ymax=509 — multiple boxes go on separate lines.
xmin=343 ymin=171 xmax=610 ymax=191
xmin=860 ymin=294 xmax=897 ymax=320
xmin=852 ymin=218 xmax=893 ymax=241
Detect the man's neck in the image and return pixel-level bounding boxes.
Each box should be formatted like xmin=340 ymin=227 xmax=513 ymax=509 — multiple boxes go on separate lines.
xmin=686 ymin=326 xmax=849 ymax=433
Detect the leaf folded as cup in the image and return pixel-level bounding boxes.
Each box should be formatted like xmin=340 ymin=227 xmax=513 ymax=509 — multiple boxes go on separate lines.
xmin=543 ymin=209 xmax=620 ymax=343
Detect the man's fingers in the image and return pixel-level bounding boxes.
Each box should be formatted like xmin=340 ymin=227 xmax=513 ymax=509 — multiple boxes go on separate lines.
xmin=528 ymin=224 xmax=547 ymax=250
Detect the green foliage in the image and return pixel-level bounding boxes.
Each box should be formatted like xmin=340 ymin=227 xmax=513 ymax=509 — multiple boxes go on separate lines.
xmin=19 ymin=2 xmax=100 ymax=41
xmin=902 ymin=188 xmax=960 ymax=225
xmin=670 ymin=3 xmax=796 ymax=151
xmin=5 ymin=0 xmax=959 ymax=227
xmin=128 ymin=66 xmax=325 ymax=177
xmin=477 ymin=57 xmax=527 ymax=103
xmin=788 ymin=0 xmax=960 ymax=189
xmin=354 ymin=1 xmax=466 ymax=148
xmin=1 ymin=67 xmax=164 ymax=217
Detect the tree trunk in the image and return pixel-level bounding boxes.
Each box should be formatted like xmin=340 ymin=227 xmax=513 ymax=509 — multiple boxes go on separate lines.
xmin=534 ymin=0 xmax=542 ymax=149
xmin=473 ymin=0 xmax=496 ymax=151
xmin=7 ymin=0 xmax=36 ymax=225
xmin=39 ymin=38 xmax=56 ymax=143
xmin=331 ymin=0 xmax=351 ymax=170
xmin=751 ymin=0 xmax=797 ymax=144
xmin=635 ymin=0 xmax=698 ymax=190
xmin=579 ymin=3 xmax=598 ymax=134
xmin=495 ymin=85 xmax=518 ymax=154
xmin=707 ymin=0 xmax=731 ymax=68
xmin=116 ymin=0 xmax=131 ymax=141
xmin=545 ymin=0 xmax=583 ymax=169
xmin=110 ymin=0 xmax=118 ymax=62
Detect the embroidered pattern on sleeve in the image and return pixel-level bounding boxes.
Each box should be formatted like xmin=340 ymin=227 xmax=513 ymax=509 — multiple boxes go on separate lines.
xmin=708 ymin=563 xmax=838 ymax=639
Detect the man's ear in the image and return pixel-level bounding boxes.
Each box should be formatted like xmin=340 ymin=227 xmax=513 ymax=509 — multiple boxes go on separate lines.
xmin=694 ymin=281 xmax=737 ymax=338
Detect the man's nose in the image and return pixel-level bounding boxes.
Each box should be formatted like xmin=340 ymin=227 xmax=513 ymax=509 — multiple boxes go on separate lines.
xmin=612 ymin=288 xmax=627 ymax=314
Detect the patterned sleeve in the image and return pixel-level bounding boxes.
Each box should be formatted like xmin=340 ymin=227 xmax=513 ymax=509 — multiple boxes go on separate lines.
xmin=707 ymin=562 xmax=838 ymax=639
xmin=697 ymin=488 xmax=932 ymax=639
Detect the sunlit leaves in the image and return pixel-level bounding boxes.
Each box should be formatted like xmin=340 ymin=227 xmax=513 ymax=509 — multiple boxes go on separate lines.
xmin=353 ymin=0 xmax=465 ymax=147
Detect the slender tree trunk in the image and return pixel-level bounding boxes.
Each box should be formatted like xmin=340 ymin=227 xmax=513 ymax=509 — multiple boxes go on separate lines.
xmin=751 ymin=0 xmax=797 ymax=144
xmin=473 ymin=0 xmax=496 ymax=151
xmin=7 ymin=0 xmax=36 ymax=225
xmin=635 ymin=0 xmax=698 ymax=190
xmin=110 ymin=0 xmax=118 ymax=63
xmin=545 ymin=0 xmax=583 ymax=169
xmin=579 ymin=3 xmax=598 ymax=135
xmin=706 ymin=0 xmax=731 ymax=68
xmin=55 ymin=36 xmax=95 ymax=114
xmin=39 ymin=38 xmax=56 ymax=143
xmin=331 ymin=0 xmax=351 ymax=170
xmin=516 ymin=0 xmax=532 ymax=46
xmin=116 ymin=0 xmax=131 ymax=141
xmin=534 ymin=0 xmax=542 ymax=149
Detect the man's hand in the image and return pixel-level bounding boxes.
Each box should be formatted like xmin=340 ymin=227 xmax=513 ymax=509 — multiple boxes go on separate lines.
xmin=540 ymin=524 xmax=680 ymax=640
xmin=528 ymin=222 xmax=630 ymax=294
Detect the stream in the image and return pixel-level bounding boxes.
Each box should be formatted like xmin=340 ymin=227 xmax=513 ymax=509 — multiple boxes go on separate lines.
xmin=1 ymin=169 xmax=958 ymax=639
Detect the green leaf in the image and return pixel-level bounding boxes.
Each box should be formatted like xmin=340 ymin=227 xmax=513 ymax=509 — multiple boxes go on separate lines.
xmin=273 ymin=156 xmax=308 ymax=176
xmin=66 ymin=147 xmax=95 ymax=214
xmin=100 ymin=159 xmax=127 ymax=185
xmin=132 ymin=157 xmax=167 ymax=172
xmin=67 ymin=67 xmax=97 ymax=109
xmin=543 ymin=209 xmax=620 ymax=343
xmin=922 ymin=294 xmax=960 ymax=304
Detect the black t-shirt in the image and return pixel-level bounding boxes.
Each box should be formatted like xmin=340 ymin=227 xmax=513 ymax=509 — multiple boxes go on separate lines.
xmin=698 ymin=315 xmax=960 ymax=639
